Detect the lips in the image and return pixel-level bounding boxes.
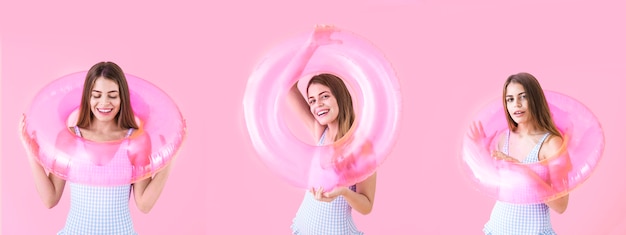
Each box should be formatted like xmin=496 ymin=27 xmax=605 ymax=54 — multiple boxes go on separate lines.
xmin=316 ymin=109 xmax=329 ymax=117
xmin=97 ymin=108 xmax=113 ymax=113
xmin=513 ymin=110 xmax=525 ymax=116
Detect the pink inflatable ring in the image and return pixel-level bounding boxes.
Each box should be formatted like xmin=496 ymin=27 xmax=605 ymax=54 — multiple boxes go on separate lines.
xmin=243 ymin=27 xmax=401 ymax=190
xmin=461 ymin=91 xmax=604 ymax=204
xmin=23 ymin=71 xmax=186 ymax=186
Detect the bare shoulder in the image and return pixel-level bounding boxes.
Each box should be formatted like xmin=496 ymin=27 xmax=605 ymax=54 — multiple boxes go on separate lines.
xmin=129 ymin=129 xmax=151 ymax=150
xmin=128 ymin=129 xmax=151 ymax=167
xmin=540 ymin=134 xmax=564 ymax=160
xmin=495 ymin=130 xmax=508 ymax=152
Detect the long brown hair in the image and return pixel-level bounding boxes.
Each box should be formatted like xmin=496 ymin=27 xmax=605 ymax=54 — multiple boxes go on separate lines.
xmin=307 ymin=73 xmax=355 ymax=141
xmin=76 ymin=61 xmax=138 ymax=130
xmin=502 ymin=72 xmax=561 ymax=138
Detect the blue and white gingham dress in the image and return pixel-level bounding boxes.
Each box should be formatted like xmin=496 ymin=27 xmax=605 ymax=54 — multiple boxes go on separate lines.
xmin=57 ymin=127 xmax=137 ymax=235
xmin=291 ymin=129 xmax=364 ymax=235
xmin=483 ymin=131 xmax=556 ymax=235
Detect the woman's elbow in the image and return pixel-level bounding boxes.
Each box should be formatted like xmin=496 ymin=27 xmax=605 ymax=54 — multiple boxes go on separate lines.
xmin=553 ymin=206 xmax=567 ymax=214
xmin=550 ymin=199 xmax=568 ymax=214
xmin=356 ymin=205 xmax=373 ymax=215
xmin=137 ymin=206 xmax=152 ymax=214
xmin=136 ymin=202 xmax=154 ymax=214
xmin=43 ymin=202 xmax=57 ymax=209
xmin=43 ymin=197 xmax=60 ymax=209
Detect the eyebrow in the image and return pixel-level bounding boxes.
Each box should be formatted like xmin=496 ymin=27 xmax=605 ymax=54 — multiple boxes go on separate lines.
xmin=505 ymin=92 xmax=526 ymax=97
xmin=308 ymin=91 xmax=330 ymax=99
xmin=92 ymin=90 xmax=119 ymax=94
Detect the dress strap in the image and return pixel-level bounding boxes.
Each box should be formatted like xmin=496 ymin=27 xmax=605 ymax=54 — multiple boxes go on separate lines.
xmin=73 ymin=126 xmax=82 ymax=137
xmin=527 ymin=132 xmax=551 ymax=162
xmin=318 ymin=128 xmax=328 ymax=146
xmin=503 ymin=130 xmax=511 ymax=155
xmin=125 ymin=128 xmax=134 ymax=138
xmin=537 ymin=132 xmax=550 ymax=146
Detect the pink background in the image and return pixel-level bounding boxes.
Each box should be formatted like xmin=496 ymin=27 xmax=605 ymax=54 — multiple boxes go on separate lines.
xmin=2 ymin=0 xmax=625 ymax=234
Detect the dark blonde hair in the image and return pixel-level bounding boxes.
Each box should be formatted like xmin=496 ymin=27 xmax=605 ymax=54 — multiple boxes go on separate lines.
xmin=76 ymin=62 xmax=138 ymax=130
xmin=502 ymin=72 xmax=561 ymax=138
xmin=307 ymin=73 xmax=355 ymax=141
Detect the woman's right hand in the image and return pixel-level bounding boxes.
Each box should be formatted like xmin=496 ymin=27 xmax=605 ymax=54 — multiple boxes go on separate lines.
xmin=309 ymin=24 xmax=342 ymax=47
xmin=19 ymin=114 xmax=40 ymax=158
xmin=468 ymin=121 xmax=496 ymax=151
xmin=310 ymin=186 xmax=346 ymax=203
xmin=20 ymin=114 xmax=67 ymax=208
xmin=492 ymin=150 xmax=520 ymax=163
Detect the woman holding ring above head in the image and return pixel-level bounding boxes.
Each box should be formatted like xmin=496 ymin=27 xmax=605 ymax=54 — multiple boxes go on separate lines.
xmin=286 ymin=25 xmax=376 ymax=235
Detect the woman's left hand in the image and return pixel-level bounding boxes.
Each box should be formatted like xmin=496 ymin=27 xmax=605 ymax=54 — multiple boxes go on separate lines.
xmin=309 ymin=24 xmax=342 ymax=47
xmin=492 ymin=150 xmax=520 ymax=163
xmin=310 ymin=187 xmax=348 ymax=202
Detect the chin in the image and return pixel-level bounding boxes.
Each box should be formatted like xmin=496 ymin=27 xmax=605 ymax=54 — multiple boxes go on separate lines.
xmin=513 ymin=120 xmax=530 ymax=127
xmin=94 ymin=116 xmax=115 ymax=122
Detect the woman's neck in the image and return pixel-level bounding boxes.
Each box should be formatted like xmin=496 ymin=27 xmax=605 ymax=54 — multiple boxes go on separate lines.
xmin=88 ymin=119 xmax=121 ymax=133
xmin=515 ymin=122 xmax=544 ymax=137
xmin=325 ymin=121 xmax=339 ymax=142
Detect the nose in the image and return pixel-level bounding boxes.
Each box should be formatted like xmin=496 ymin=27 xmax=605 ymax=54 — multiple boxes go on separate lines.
xmin=515 ymin=99 xmax=522 ymax=107
xmin=99 ymin=96 xmax=113 ymax=105
xmin=311 ymin=99 xmax=322 ymax=107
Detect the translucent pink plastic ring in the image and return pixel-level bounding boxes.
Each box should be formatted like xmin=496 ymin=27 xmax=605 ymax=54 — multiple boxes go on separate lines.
xmin=461 ymin=91 xmax=604 ymax=203
xmin=243 ymin=27 xmax=401 ymax=190
xmin=23 ymin=72 xmax=186 ymax=186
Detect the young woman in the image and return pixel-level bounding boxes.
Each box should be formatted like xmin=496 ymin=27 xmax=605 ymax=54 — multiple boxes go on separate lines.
xmin=20 ymin=61 xmax=172 ymax=234
xmin=472 ymin=72 xmax=570 ymax=234
xmin=285 ymin=25 xmax=376 ymax=235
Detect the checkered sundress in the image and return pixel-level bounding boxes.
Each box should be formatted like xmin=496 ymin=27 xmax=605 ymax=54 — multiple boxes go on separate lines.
xmin=290 ymin=128 xmax=364 ymax=235
xmin=57 ymin=127 xmax=137 ymax=235
xmin=483 ymin=131 xmax=556 ymax=235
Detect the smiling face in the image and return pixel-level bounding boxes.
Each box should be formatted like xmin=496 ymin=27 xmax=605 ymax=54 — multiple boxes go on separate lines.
xmin=90 ymin=77 xmax=121 ymax=123
xmin=76 ymin=62 xmax=138 ymax=130
xmin=505 ymin=81 xmax=531 ymax=126
xmin=307 ymin=83 xmax=339 ymax=126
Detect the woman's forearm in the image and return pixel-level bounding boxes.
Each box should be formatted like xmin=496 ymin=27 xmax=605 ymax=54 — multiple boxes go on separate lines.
xmin=28 ymin=156 xmax=65 ymax=208
xmin=133 ymin=164 xmax=172 ymax=213
xmin=546 ymin=194 xmax=569 ymax=214
xmin=343 ymin=173 xmax=377 ymax=215
xmin=342 ymin=188 xmax=375 ymax=215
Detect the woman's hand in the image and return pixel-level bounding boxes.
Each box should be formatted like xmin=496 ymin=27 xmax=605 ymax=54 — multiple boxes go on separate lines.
xmin=468 ymin=121 xmax=496 ymax=151
xmin=492 ymin=150 xmax=520 ymax=163
xmin=20 ymin=114 xmax=67 ymax=208
xmin=308 ymin=24 xmax=342 ymax=47
xmin=19 ymin=114 xmax=40 ymax=158
xmin=310 ymin=186 xmax=348 ymax=202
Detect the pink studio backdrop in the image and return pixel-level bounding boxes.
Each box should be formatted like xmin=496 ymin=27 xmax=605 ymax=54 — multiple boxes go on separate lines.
xmin=2 ymin=0 xmax=625 ymax=234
